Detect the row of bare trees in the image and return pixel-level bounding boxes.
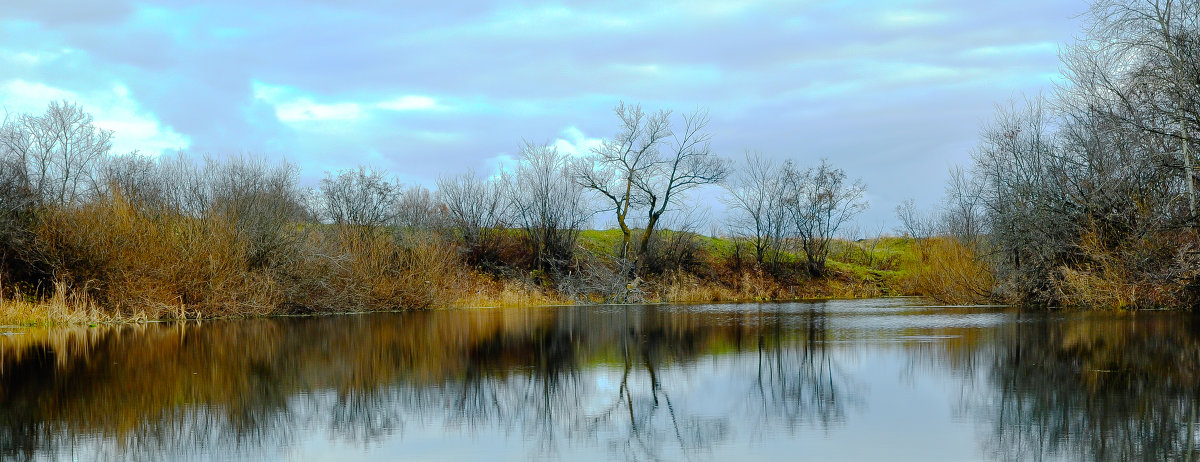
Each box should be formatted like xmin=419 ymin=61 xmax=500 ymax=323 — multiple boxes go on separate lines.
xmin=724 ymin=153 xmax=867 ymax=276
xmin=0 ymin=99 xmax=870 ymax=310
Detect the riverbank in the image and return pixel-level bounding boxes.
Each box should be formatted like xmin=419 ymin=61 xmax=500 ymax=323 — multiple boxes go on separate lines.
xmin=1 ymin=231 xmax=965 ymax=326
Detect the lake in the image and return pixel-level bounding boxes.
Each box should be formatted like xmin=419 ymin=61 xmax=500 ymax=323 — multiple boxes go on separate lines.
xmin=2 ymin=299 xmax=1197 ymax=461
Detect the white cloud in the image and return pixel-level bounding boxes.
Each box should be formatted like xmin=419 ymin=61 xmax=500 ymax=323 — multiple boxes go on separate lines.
xmin=252 ymin=81 xmax=355 ymax=122
xmin=0 ymin=79 xmax=190 ymax=155
xmin=964 ymin=42 xmax=1058 ymax=57
xmin=253 ymin=82 xmax=364 ymax=122
xmin=254 ymin=81 xmax=444 ymax=123
xmin=376 ymin=95 xmax=441 ymax=111
xmin=552 ymin=126 xmax=604 ymax=158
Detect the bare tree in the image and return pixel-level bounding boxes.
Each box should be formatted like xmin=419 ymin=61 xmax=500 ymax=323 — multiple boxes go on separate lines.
xmin=724 ymin=151 xmax=789 ymax=266
xmin=784 ymin=159 xmax=868 ymax=276
xmin=574 ymin=102 xmax=727 ymax=272
xmin=395 ymin=184 xmax=445 ymax=232
xmin=506 ymin=142 xmax=591 ymax=272
xmin=1080 ymin=0 xmax=1200 ymax=217
xmin=206 ymin=155 xmax=306 ymax=269
xmin=437 ymin=169 xmax=507 ymax=263
xmin=317 ymin=166 xmax=401 ymax=232
xmin=894 ymin=198 xmax=937 ymax=240
xmin=0 ymin=100 xmax=112 ymax=207
xmin=95 ymin=152 xmax=169 ymax=210
xmin=941 ymin=166 xmax=987 ymax=245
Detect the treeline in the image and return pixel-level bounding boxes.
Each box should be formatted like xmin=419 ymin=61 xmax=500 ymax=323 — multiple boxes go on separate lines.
xmin=0 ymin=101 xmax=880 ymax=320
xmin=900 ymin=0 xmax=1200 ymax=308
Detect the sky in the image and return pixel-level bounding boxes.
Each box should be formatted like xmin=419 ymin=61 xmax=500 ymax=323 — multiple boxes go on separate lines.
xmin=0 ymin=0 xmax=1085 ymax=230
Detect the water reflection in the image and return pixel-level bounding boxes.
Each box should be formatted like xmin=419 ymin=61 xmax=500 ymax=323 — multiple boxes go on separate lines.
xmin=955 ymin=312 xmax=1200 ymax=461
xmin=0 ymin=305 xmax=853 ymax=461
xmin=0 ymin=302 xmax=1198 ymax=461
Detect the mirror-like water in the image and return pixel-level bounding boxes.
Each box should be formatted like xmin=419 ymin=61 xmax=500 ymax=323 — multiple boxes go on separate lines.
xmin=2 ymin=299 xmax=1198 ymax=461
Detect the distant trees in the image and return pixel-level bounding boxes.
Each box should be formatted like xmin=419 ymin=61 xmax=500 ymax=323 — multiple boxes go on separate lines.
xmin=318 ymin=167 xmax=401 ymax=232
xmin=0 ymin=100 xmax=112 ymax=208
xmin=437 ymin=169 xmax=506 ymax=265
xmin=901 ymin=0 xmax=1200 ymax=307
xmin=574 ymin=102 xmax=727 ymax=273
xmin=0 ymin=98 xmax=894 ymax=313
xmin=786 ymin=159 xmax=868 ymax=276
xmin=724 ymin=151 xmax=788 ymax=266
xmin=725 ymin=155 xmax=867 ymax=276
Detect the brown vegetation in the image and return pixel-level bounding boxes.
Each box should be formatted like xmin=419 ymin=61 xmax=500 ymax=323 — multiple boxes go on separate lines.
xmin=897 ymin=237 xmax=996 ymax=305
xmin=0 ymin=99 xmax=923 ymax=325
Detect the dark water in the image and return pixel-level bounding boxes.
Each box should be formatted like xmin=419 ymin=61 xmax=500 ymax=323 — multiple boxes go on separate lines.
xmin=2 ymin=299 xmax=1199 ymax=461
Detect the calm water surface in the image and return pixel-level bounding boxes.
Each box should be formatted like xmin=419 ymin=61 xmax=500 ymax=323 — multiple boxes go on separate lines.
xmin=2 ymin=299 xmax=1198 ymax=461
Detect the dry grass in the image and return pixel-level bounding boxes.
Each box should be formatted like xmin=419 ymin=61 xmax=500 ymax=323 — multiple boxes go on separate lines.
xmin=898 ymin=237 xmax=995 ymax=305
xmin=0 ymin=280 xmax=118 ymax=325
xmin=35 ymin=194 xmax=282 ymax=319
xmin=452 ymin=276 xmax=572 ymax=308
xmin=1049 ymin=227 xmax=1188 ymax=309
xmin=651 ymin=267 xmax=882 ymax=304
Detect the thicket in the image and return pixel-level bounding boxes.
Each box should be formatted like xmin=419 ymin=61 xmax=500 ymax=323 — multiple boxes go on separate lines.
xmin=898 ymin=0 xmax=1200 ymax=308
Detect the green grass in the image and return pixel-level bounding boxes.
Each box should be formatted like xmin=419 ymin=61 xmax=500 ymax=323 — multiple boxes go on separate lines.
xmin=578 ymin=229 xmax=625 ymax=256
xmin=578 ymin=228 xmax=919 ymax=278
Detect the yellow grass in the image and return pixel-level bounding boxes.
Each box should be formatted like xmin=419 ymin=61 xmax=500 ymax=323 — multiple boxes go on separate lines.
xmin=452 ymin=276 xmax=573 ymax=308
xmin=0 ymin=280 xmax=120 ymax=326
xmin=898 ymin=237 xmax=995 ymax=305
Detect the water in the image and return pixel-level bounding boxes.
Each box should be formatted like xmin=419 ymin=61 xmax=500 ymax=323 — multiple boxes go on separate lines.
xmin=2 ymin=299 xmax=1198 ymax=461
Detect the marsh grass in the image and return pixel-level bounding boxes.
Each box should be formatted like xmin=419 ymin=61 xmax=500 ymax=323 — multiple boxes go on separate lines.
xmin=0 ymin=280 xmax=116 ymax=326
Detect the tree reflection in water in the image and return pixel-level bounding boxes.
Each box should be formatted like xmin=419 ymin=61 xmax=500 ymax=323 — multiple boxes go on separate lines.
xmin=950 ymin=312 xmax=1200 ymax=462
xmin=5 ymin=304 xmax=1197 ymax=461
xmin=0 ymin=304 xmax=852 ymax=461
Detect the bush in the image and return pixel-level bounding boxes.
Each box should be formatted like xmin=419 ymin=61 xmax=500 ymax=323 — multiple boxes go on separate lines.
xmin=900 ymin=237 xmax=995 ymax=305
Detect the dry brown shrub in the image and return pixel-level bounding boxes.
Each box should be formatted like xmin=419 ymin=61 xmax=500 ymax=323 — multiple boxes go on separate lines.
xmin=287 ymin=229 xmax=469 ymax=311
xmin=652 ymin=268 xmax=793 ymax=303
xmin=1049 ymin=227 xmax=1192 ymax=309
xmin=0 ymin=279 xmax=112 ymax=325
xmin=34 ymin=194 xmax=281 ymax=319
xmin=452 ymin=275 xmax=570 ymax=308
xmin=900 ymin=237 xmax=995 ymax=305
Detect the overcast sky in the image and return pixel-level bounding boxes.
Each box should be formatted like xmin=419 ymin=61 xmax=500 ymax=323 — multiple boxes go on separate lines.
xmin=0 ymin=0 xmax=1086 ymax=229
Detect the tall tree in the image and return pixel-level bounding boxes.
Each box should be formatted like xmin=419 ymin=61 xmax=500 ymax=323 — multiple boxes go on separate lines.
xmin=574 ymin=102 xmax=727 ymax=272
xmin=1083 ymin=0 xmax=1200 ymax=217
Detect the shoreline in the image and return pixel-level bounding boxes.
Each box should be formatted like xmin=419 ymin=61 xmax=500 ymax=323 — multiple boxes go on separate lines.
xmin=0 ymin=284 xmax=917 ymax=328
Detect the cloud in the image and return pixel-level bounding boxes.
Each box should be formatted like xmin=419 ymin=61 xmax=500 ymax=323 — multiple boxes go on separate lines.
xmin=377 ymin=95 xmax=442 ymax=112
xmin=552 ymin=126 xmax=605 ymax=158
xmin=0 ymin=79 xmax=190 ymax=155
xmin=0 ymin=0 xmax=1088 ymax=226
xmin=253 ymin=81 xmax=447 ymax=123
xmin=964 ymin=42 xmax=1059 ymax=57
xmin=878 ymin=9 xmax=952 ymax=28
